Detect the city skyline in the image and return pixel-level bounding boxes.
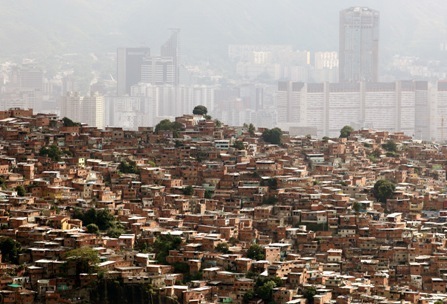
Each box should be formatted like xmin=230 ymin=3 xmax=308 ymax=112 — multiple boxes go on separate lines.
xmin=0 ymin=2 xmax=447 ymax=143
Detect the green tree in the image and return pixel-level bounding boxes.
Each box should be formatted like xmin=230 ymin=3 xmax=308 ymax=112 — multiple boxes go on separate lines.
xmin=154 ymin=119 xmax=183 ymax=137
xmin=263 ymin=196 xmax=278 ymax=205
xmin=252 ymin=276 xmax=283 ymax=302
xmin=74 ymin=208 xmax=116 ymax=231
xmin=262 ymin=177 xmax=278 ymax=190
xmin=352 ymin=202 xmax=362 ymax=213
xmin=233 ymin=141 xmax=245 ymax=150
xmin=153 ymin=234 xmax=182 ymax=264
xmin=216 ymin=242 xmax=230 ymax=254
xmin=248 ymin=123 xmax=256 ymax=136
xmin=192 ymin=105 xmax=208 ymax=115
xmin=204 ymin=190 xmax=213 ymax=199
xmin=15 ymin=185 xmax=26 ymax=197
xmin=107 ymin=227 xmax=125 ymax=238
xmin=62 ymin=117 xmax=81 ymax=127
xmin=371 ymin=149 xmax=381 ymax=158
xmin=382 ymin=140 xmax=397 ymax=152
xmin=228 ymin=237 xmax=238 ymax=246
xmin=86 ymin=223 xmax=99 ymax=234
xmin=173 ymin=262 xmax=189 ymax=274
xmin=243 ymin=290 xmax=255 ymax=304
xmin=373 ymin=179 xmax=396 ymax=204
xmin=96 ymin=209 xmax=116 ymax=231
xmin=247 ymin=244 xmax=265 ymax=260
xmin=368 ymin=149 xmax=382 ymax=162
xmin=303 ymin=286 xmax=317 ymax=304
xmin=339 ymin=125 xmax=354 ymax=138
xmin=262 ymin=128 xmax=282 ymax=145
xmin=118 ymin=160 xmax=139 ymax=174
xmin=64 ymin=247 xmax=100 ymax=277
xmin=183 ymin=185 xmax=194 ymax=196
xmin=0 ymin=237 xmax=21 ymax=264
xmin=39 ymin=145 xmax=63 ymax=161
xmin=257 ymin=280 xmax=276 ymax=301
xmin=214 ymin=119 xmax=222 ymax=128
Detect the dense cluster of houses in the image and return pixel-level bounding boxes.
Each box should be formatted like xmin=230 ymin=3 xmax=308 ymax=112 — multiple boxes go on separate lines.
xmin=0 ymin=108 xmax=447 ymax=303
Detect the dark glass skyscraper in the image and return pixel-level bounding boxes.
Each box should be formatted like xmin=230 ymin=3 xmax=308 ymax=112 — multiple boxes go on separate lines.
xmin=116 ymin=47 xmax=150 ymax=96
xmin=339 ymin=7 xmax=379 ymax=82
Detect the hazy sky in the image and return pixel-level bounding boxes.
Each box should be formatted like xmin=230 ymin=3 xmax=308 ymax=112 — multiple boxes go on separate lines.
xmin=1 ymin=0 xmax=447 ymax=60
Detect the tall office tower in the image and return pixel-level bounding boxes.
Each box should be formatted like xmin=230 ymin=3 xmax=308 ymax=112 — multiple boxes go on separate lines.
xmin=116 ymin=47 xmax=150 ymax=96
xmin=339 ymin=7 xmax=379 ymax=82
xmin=82 ymin=92 xmax=105 ymax=129
xmin=141 ymin=56 xmax=175 ymax=85
xmin=161 ymin=29 xmax=180 ymax=85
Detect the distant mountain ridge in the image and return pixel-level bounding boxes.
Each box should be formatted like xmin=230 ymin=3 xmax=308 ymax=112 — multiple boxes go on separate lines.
xmin=0 ymin=0 xmax=446 ymax=60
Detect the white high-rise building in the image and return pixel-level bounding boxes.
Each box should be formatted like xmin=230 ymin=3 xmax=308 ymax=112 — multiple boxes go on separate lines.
xmin=82 ymin=93 xmax=105 ymax=129
xmin=275 ymin=81 xmax=430 ymax=138
xmin=141 ymin=57 xmax=175 ymax=85
xmin=60 ymin=92 xmax=83 ymax=123
xmin=106 ymin=96 xmax=149 ymax=129
xmin=60 ymin=92 xmax=105 ymax=129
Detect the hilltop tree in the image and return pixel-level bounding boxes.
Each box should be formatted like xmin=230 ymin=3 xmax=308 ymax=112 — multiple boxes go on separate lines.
xmin=62 ymin=117 xmax=81 ymax=127
xmin=214 ymin=119 xmax=222 ymax=127
xmin=339 ymin=125 xmax=354 ymax=138
xmin=373 ymin=179 xmax=396 ymax=204
xmin=154 ymin=119 xmax=183 ymax=137
xmin=262 ymin=128 xmax=282 ymax=145
xmin=192 ymin=105 xmax=208 ymax=115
